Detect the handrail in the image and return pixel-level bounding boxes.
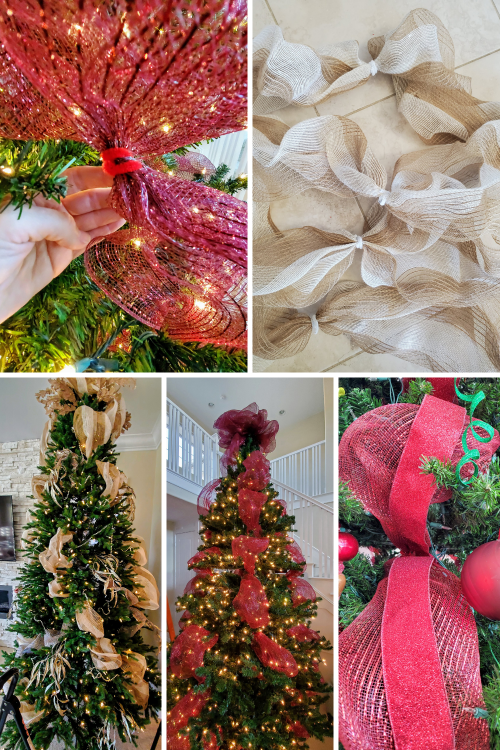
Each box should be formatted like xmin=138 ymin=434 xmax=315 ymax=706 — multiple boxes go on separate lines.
xmin=309 ymin=584 xmax=333 ymax=607
xmin=270 ymin=440 xmax=325 ymax=463
xmin=271 ymin=479 xmax=334 ymax=514
xmin=166 ymin=399 xmax=215 ymax=441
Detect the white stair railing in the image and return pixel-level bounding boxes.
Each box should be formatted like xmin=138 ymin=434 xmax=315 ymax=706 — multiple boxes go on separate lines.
xmin=270 ymin=442 xmax=326 ymax=497
xmin=272 ymin=480 xmax=333 ymax=579
xmin=167 ymin=400 xmax=220 ymax=486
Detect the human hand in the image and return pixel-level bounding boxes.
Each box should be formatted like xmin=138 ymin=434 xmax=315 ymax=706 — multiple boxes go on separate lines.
xmin=0 ymin=166 xmax=125 ymax=323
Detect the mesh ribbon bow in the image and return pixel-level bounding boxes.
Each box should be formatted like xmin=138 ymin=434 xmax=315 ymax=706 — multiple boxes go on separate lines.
xmin=338 ymin=394 xmax=500 ymax=749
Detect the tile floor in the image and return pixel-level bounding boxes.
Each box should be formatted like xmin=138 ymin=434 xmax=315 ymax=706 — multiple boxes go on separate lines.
xmin=252 ymin=0 xmax=500 ymax=373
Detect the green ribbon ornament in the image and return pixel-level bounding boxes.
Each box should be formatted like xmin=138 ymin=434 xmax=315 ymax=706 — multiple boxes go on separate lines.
xmin=454 ymin=379 xmax=495 ymax=484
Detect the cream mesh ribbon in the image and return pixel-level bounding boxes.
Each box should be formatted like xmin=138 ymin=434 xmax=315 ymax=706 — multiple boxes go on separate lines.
xmin=253 ymin=10 xmax=500 ymax=369
xmin=254 ymin=8 xmax=500 ymax=143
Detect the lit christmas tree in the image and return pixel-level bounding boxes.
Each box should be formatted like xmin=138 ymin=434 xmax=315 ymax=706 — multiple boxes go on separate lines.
xmin=167 ymin=403 xmax=333 ymax=750
xmin=2 ymin=377 xmax=161 ymax=750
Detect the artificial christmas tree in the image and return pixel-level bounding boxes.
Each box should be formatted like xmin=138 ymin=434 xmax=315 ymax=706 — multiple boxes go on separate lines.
xmin=2 ymin=377 xmax=161 ymax=750
xmin=338 ymin=378 xmax=500 ymax=749
xmin=167 ymin=403 xmax=332 ymax=750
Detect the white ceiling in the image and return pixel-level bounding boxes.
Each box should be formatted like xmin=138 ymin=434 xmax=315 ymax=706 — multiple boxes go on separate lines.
xmin=167 ymin=377 xmax=325 ymax=434
xmin=0 ymin=377 xmax=161 ymax=442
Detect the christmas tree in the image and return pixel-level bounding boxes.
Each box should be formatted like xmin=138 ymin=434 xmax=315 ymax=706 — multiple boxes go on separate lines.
xmin=2 ymin=377 xmax=161 ymax=750
xmin=167 ymin=403 xmax=333 ymax=750
xmin=338 ymin=377 xmax=500 ymax=749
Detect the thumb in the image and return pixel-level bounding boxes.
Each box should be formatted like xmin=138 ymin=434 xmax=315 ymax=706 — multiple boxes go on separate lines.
xmin=0 ymin=202 xmax=91 ymax=250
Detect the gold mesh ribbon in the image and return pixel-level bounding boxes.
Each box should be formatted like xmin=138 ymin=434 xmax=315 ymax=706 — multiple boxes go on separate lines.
xmin=76 ymin=601 xmax=105 ymax=639
xmin=121 ymin=652 xmax=149 ymax=708
xmin=73 ymin=406 xmax=113 ymax=460
xmin=254 ymin=9 xmax=500 ymax=142
xmin=90 ymin=638 xmax=123 ymax=671
xmin=39 ymin=528 xmax=73 ymax=575
xmin=132 ymin=567 xmax=160 ymax=611
xmin=253 ymin=11 xmax=500 ymax=370
xmin=126 ymin=537 xmax=148 ymax=567
xmin=19 ymin=701 xmax=45 ymax=726
xmin=96 ymin=460 xmax=125 ymax=501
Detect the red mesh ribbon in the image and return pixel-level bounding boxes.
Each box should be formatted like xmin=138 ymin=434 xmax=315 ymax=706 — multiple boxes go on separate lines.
xmin=232 ymin=536 xmax=269 ymax=574
xmin=0 ymin=1 xmax=248 ymax=345
xmin=233 ymin=573 xmax=270 ymax=628
xmin=184 ymin=569 xmax=212 ymax=596
xmin=237 ymin=451 xmax=271 ymax=492
xmin=286 ymin=539 xmax=306 ymax=565
xmin=338 ymin=394 xmax=499 ymax=750
xmin=251 ymin=632 xmax=299 ymax=677
xmin=214 ymin=403 xmax=279 ymax=474
xmin=170 ymin=624 xmax=218 ymax=682
xmin=286 ymin=624 xmax=321 ymax=642
xmin=238 ymin=488 xmax=267 ymax=533
xmin=188 ymin=548 xmax=221 ymax=568
xmin=203 ymin=730 xmax=222 ymax=750
xmin=197 ymin=479 xmax=222 ymax=517
xmin=402 ymin=378 xmax=460 ymax=404
xmin=175 ymin=153 xmax=217 ymax=182
xmin=167 ymin=688 xmax=211 ymax=746
xmin=286 ymin=572 xmax=317 ymax=607
xmin=289 ymin=721 xmax=310 ymax=739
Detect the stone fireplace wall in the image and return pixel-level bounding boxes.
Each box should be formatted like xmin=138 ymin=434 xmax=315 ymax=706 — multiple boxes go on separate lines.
xmin=0 ymin=439 xmax=40 ymax=648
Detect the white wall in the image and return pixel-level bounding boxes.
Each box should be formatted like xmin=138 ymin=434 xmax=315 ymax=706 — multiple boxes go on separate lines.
xmin=272 ymin=411 xmax=325 ymax=459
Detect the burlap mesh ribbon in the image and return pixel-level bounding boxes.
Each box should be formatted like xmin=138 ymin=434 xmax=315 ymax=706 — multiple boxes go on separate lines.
xmin=338 ymin=394 xmax=500 ymax=749
xmin=253 ymin=9 xmax=500 ymax=370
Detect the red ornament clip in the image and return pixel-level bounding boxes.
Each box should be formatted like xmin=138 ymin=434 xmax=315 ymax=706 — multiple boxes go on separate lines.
xmin=100 ymin=147 xmax=143 ymax=177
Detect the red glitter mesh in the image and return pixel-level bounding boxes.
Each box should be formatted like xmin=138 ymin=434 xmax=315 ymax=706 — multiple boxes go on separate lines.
xmin=232 ymin=535 xmax=269 ymax=574
xmin=175 ymin=153 xmax=217 ymax=182
xmin=286 ymin=573 xmax=317 ymax=607
xmin=167 ymin=688 xmax=211 ymax=741
xmin=187 ymin=547 xmax=221 ymax=568
xmin=286 ymin=539 xmax=306 ymax=565
xmin=338 ymin=395 xmax=497 ymax=749
xmin=286 ymin=624 xmax=321 ymax=642
xmin=232 ymin=573 xmax=270 ymax=628
xmin=0 ymin=0 xmax=247 ymax=344
xmin=339 ymin=562 xmax=488 ymax=750
xmin=214 ymin=403 xmax=279 ymax=474
xmin=251 ymin=632 xmax=299 ymax=677
xmin=289 ymin=721 xmax=310 ymax=739
xmin=197 ymin=479 xmax=222 ymax=517
xmin=169 ymin=624 xmax=218 ymax=682
xmin=203 ymin=730 xmax=221 ymax=750
xmin=339 ymin=403 xmax=499 ymax=514
xmin=238 ymin=488 xmax=267 ymax=533
xmin=237 ymin=451 xmax=271 ymax=492
xmin=402 ymin=378 xmax=460 ymax=404
xmin=183 ymin=569 xmax=212 ymax=596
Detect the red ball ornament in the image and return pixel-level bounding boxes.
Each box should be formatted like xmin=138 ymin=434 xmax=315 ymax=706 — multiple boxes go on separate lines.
xmin=461 ymin=530 xmax=500 ymax=620
xmin=339 ymin=532 xmax=359 ymax=561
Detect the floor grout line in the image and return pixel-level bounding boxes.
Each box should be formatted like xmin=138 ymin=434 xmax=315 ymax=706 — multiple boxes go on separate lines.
xmin=489 ymin=0 xmax=500 ymax=22
xmin=322 ymin=348 xmax=363 ymax=371
xmin=345 ymin=92 xmax=395 ymax=118
xmin=454 ymin=45 xmax=500 ymax=69
xmin=264 ymin=0 xmax=278 ymax=25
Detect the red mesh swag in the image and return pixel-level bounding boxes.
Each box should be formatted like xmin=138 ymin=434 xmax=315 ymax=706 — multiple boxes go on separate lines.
xmin=198 ymin=479 xmax=222 ymax=517
xmin=286 ymin=624 xmax=321 ymax=642
xmin=286 ymin=539 xmax=306 ymax=565
xmin=339 ymin=402 xmax=500 ymax=524
xmin=237 ymin=451 xmax=271 ymax=492
xmin=286 ymin=573 xmax=317 ymax=607
xmin=232 ymin=573 xmax=270 ymax=628
xmin=232 ymin=536 xmax=269 ymax=574
xmin=251 ymin=632 xmax=299 ymax=677
xmin=203 ymin=729 xmax=222 ymax=750
xmin=289 ymin=721 xmax=310 ymax=739
xmin=169 ymin=624 xmax=218 ymax=682
xmin=0 ymin=1 xmax=248 ymax=345
xmin=175 ymin=153 xmax=217 ymax=182
xmin=188 ymin=547 xmax=221 ymax=568
xmin=338 ymin=395 xmax=497 ymax=749
xmin=238 ymin=488 xmax=267 ymax=533
xmin=184 ymin=569 xmax=212 ymax=596
xmin=167 ymin=688 xmax=211 ymax=741
xmin=214 ymin=403 xmax=279 ymax=474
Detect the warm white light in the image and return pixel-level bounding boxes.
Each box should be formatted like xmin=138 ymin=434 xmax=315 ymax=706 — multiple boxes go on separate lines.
xmin=194 ymin=300 xmax=207 ymax=310
xmin=1 ymin=166 xmax=13 ymax=175
xmin=132 ymin=239 xmax=142 ymax=247
xmin=162 ymin=124 xmax=171 ymax=133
